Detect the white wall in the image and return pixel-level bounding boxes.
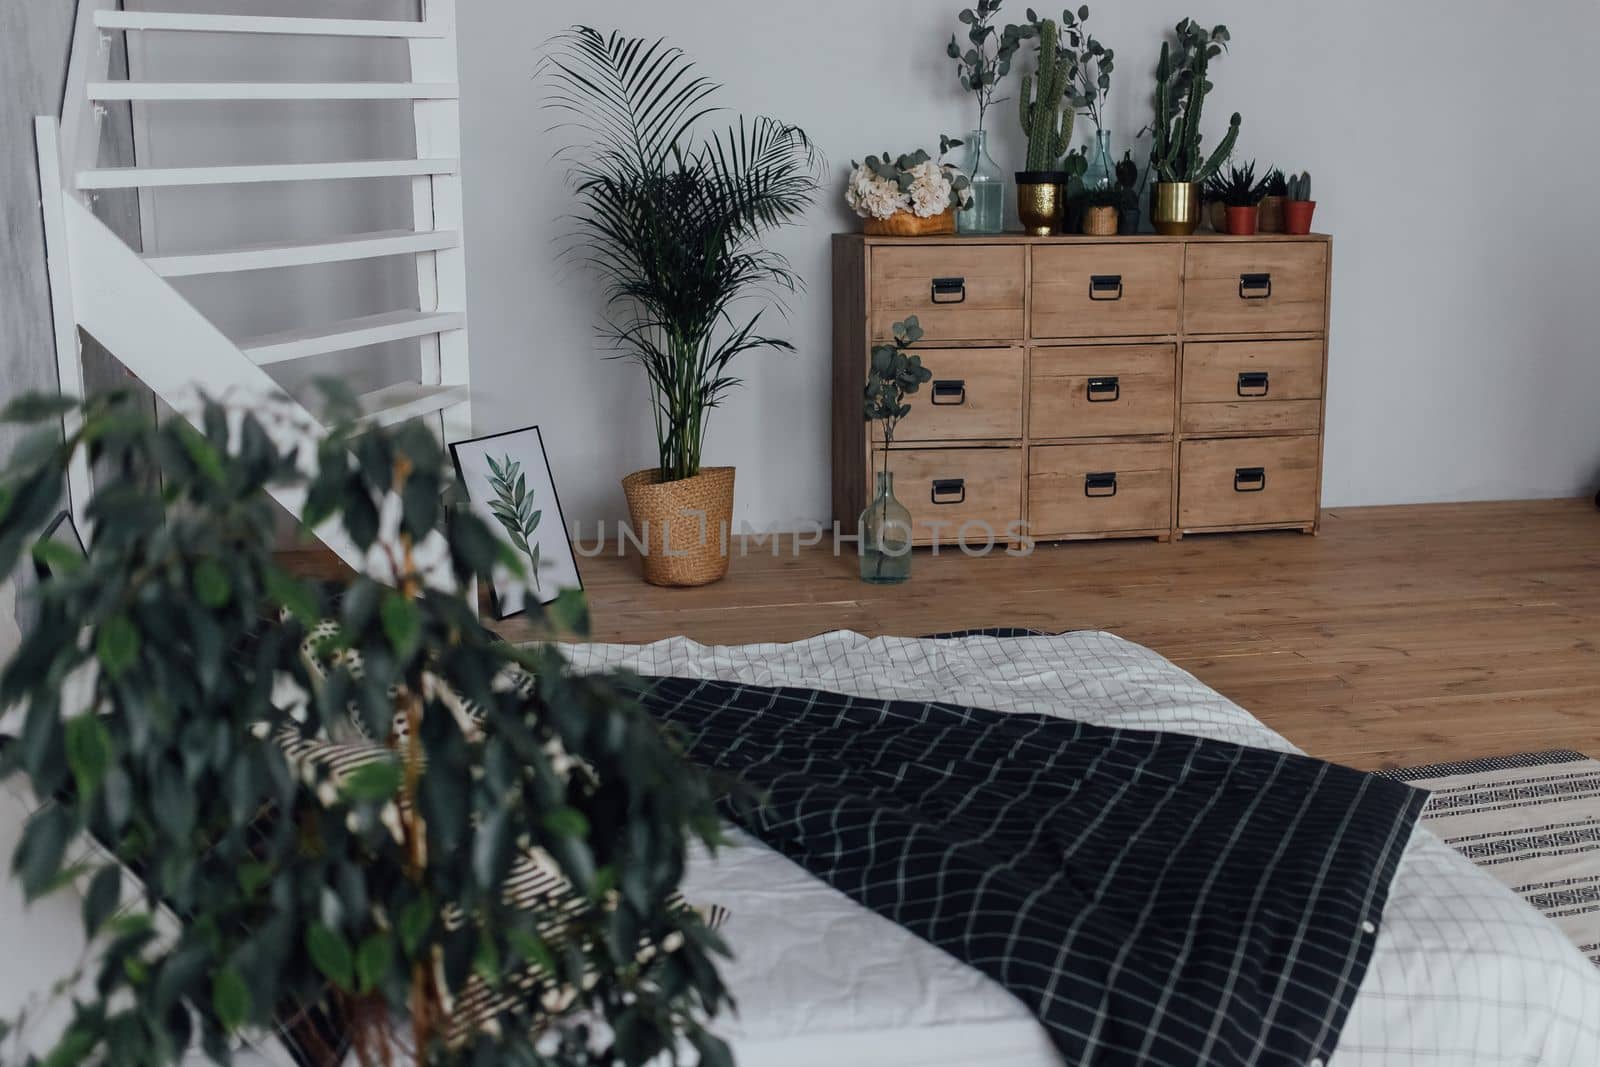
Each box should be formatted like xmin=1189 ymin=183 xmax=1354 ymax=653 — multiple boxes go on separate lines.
xmin=139 ymin=0 xmax=1600 ymax=527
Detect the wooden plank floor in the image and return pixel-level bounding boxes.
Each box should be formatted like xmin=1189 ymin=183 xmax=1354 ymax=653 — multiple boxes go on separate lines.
xmin=488 ymin=499 xmax=1600 ymax=772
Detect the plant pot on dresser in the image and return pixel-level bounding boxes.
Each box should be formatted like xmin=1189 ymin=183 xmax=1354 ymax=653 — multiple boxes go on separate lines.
xmin=831 ymin=232 xmax=1332 ymax=548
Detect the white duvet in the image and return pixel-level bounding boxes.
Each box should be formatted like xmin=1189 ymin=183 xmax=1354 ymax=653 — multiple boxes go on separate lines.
xmin=564 ymin=630 xmax=1600 ymax=1067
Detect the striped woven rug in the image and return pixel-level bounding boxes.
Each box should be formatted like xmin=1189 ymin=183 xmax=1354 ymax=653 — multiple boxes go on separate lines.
xmin=1381 ymin=750 xmax=1600 ymax=966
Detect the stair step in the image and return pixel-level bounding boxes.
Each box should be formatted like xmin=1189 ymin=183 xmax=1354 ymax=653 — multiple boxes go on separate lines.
xmin=240 ymin=310 xmax=466 ymax=366
xmin=89 ymin=82 xmax=458 ymax=102
xmin=356 ymin=383 xmax=472 ymax=428
xmin=95 ymin=12 xmax=447 ymax=38
xmin=145 ymin=230 xmax=460 ymax=277
xmin=78 ymin=158 xmax=459 ymax=190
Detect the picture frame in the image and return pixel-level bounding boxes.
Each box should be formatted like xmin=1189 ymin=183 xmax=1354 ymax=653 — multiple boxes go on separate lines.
xmin=450 ymin=426 xmax=582 ymax=619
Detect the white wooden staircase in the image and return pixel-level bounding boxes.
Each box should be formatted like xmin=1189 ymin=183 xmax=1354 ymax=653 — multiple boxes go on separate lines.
xmin=36 ymin=2 xmax=473 ymax=569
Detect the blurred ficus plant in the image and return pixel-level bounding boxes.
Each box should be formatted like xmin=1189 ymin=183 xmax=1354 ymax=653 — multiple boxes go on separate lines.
xmin=0 ymin=388 xmax=730 ymax=1066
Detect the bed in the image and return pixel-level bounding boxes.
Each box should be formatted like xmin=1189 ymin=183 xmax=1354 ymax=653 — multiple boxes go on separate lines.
xmin=564 ymin=629 xmax=1600 ymax=1067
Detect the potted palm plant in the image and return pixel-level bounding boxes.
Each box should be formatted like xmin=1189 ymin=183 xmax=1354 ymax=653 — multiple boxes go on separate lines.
xmin=1146 ymin=19 xmax=1240 ymax=235
xmin=544 ymin=28 xmax=823 ymax=588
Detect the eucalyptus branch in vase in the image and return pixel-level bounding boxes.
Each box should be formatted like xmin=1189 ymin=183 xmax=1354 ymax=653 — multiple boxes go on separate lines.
xmin=949 ymin=1 xmax=1031 ymax=139
xmin=862 ymin=316 xmax=932 ymax=579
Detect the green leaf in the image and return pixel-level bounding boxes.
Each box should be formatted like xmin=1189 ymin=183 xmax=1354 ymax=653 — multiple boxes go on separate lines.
xmin=340 ymin=759 xmax=402 ymax=803
xmin=82 ymin=865 xmax=122 ymax=935
xmin=193 ymin=559 xmax=231 ymax=607
xmin=306 ymin=923 xmax=354 ymax=990
xmin=40 ymin=1025 xmax=97 ymax=1067
xmin=380 ymin=592 xmax=421 ymax=657
xmin=95 ymin=616 xmax=140 ymax=679
xmin=399 ymin=893 xmax=433 ymax=954
xmin=212 ymin=967 xmax=252 ymax=1031
xmin=65 ymin=715 xmax=112 ymax=798
xmin=265 ymin=566 xmax=319 ymax=624
xmin=543 ymin=807 xmax=590 ymax=839
xmin=30 ymin=538 xmax=83 ymax=576
xmin=14 ymin=805 xmax=72 ymax=900
xmin=237 ymin=861 xmax=272 ymax=895
xmin=355 ymin=935 xmax=394 ymax=994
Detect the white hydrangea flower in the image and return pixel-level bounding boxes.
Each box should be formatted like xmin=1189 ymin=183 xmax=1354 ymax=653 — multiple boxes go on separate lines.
xmin=906 ymin=159 xmax=953 ymax=218
xmin=844 ymin=164 xmax=909 ymax=220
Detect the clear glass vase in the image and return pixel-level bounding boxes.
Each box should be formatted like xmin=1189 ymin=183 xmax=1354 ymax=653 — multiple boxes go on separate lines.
xmin=859 ymin=471 xmax=913 ymax=584
xmin=1083 ymin=128 xmax=1115 ymax=190
xmin=956 ymin=128 xmax=1005 ymax=235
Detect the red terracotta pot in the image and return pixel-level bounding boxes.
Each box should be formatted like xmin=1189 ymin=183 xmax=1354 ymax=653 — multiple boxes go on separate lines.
xmin=1282 ymin=200 xmax=1317 ymax=235
xmin=1224 ymin=205 xmax=1259 ymax=235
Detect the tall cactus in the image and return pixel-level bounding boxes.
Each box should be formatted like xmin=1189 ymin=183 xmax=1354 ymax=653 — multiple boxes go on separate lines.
xmin=1149 ymin=21 xmax=1240 ymax=183
xmin=1018 ymin=18 xmax=1073 ymax=172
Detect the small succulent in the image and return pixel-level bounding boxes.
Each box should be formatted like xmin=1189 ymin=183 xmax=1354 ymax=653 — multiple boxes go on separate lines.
xmin=1215 ymin=160 xmax=1265 ymax=208
xmin=1287 ymin=170 xmax=1313 ymax=201
xmin=1261 ymin=167 xmax=1288 ymax=197
xmin=1115 ymin=149 xmax=1139 ymax=189
xmin=1081 ymin=184 xmax=1123 ymax=208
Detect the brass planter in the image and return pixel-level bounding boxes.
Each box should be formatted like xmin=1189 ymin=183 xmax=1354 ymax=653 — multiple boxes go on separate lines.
xmin=1015 ymin=171 xmax=1064 ymax=236
xmin=1151 ymin=181 xmax=1200 ymax=236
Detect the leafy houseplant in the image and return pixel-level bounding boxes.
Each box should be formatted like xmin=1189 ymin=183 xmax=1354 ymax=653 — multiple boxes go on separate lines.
xmin=1147 ymin=19 xmax=1240 ymax=235
xmin=1216 ymin=160 xmax=1265 ymax=235
xmin=1015 ymin=14 xmax=1074 ymax=234
xmin=860 ymin=317 xmax=933 ymax=585
xmin=948 ymin=1 xmax=1027 ymax=234
xmin=1283 ymin=170 xmax=1317 ymax=234
xmin=845 ymin=142 xmax=973 ymax=236
xmin=0 ymin=390 xmax=731 ymax=1066
xmin=543 ymin=27 xmax=823 ymax=588
xmin=486 ymin=453 xmax=542 ymax=595
xmin=1054 ymin=5 xmax=1117 ymax=190
xmin=1258 ymin=167 xmax=1288 ymax=233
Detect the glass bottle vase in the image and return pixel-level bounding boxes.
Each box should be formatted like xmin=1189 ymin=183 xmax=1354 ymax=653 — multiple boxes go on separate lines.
xmin=956 ymin=128 xmax=1005 ymax=235
xmin=1083 ymin=127 xmax=1115 ymax=190
xmin=859 ymin=470 xmax=913 ymax=584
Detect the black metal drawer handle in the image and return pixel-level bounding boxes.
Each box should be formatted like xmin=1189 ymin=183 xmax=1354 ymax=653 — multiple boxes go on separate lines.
xmin=931 ymin=276 xmax=967 ymax=304
xmin=1089 ymin=274 xmax=1124 ymax=301
xmin=1234 ymin=466 xmax=1267 ymax=492
xmin=1084 ymin=471 xmax=1118 ymax=498
xmin=930 ymin=478 xmax=966 ymax=505
xmin=1237 ymin=371 xmax=1270 ymax=397
xmin=1239 ymin=272 xmax=1273 ymax=300
xmin=931 ymin=379 xmax=967 ymax=405
xmin=1086 ymin=376 xmax=1120 ymax=403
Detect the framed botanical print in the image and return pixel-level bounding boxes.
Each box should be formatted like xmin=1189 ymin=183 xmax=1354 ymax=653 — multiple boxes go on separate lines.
xmin=450 ymin=427 xmax=582 ymax=618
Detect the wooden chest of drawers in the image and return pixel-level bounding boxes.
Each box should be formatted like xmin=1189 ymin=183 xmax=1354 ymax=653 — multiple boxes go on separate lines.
xmin=832 ymin=233 xmax=1331 ymax=546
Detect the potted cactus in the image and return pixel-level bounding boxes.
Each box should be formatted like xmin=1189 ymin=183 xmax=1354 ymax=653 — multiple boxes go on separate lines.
xmin=1015 ymin=15 xmax=1074 ymax=235
xmin=1283 ymin=171 xmax=1316 ymax=233
xmin=1115 ymin=149 xmax=1141 ymax=234
xmin=1146 ymin=19 xmax=1240 ymax=235
xmin=1258 ymin=167 xmax=1288 ymax=232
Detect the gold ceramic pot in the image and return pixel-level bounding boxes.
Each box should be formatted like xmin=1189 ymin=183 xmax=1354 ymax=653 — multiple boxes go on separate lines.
xmin=1015 ymin=171 xmax=1064 ymax=236
xmin=1151 ymin=181 xmax=1201 ymax=236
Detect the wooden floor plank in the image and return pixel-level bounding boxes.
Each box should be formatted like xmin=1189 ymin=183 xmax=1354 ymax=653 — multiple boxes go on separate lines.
xmin=286 ymin=498 xmax=1600 ymax=772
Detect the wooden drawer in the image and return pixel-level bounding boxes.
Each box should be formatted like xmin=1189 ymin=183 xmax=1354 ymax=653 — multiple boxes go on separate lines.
xmin=1029 ymin=443 xmax=1172 ymax=537
xmin=1178 ymin=436 xmax=1320 ymax=529
xmin=1181 ymin=340 xmax=1324 ymax=435
xmin=869 ymin=245 xmax=1024 ymax=341
xmin=1030 ymin=344 xmax=1175 ymax=439
xmin=1183 ymin=242 xmax=1328 ymax=335
xmin=1031 ymin=244 xmax=1182 ymax=338
xmin=874 ymin=446 xmax=1023 ymax=545
xmin=874 ymin=347 xmax=1023 ymax=443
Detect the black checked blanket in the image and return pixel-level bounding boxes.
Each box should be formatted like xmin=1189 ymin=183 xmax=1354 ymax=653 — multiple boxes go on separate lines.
xmin=640 ymin=676 xmax=1427 ymax=1067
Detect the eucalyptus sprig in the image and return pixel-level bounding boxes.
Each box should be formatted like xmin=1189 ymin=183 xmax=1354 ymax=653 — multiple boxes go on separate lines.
xmin=1052 ymin=5 xmax=1114 ymax=138
xmin=948 ymin=1 xmax=1031 ymax=136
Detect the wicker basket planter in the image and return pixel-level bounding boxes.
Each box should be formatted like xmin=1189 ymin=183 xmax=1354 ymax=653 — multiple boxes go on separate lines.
xmin=862 ymin=207 xmax=957 ymax=237
xmin=621 ymin=466 xmax=735 ymax=587
xmin=1258 ymin=194 xmax=1286 ymax=233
